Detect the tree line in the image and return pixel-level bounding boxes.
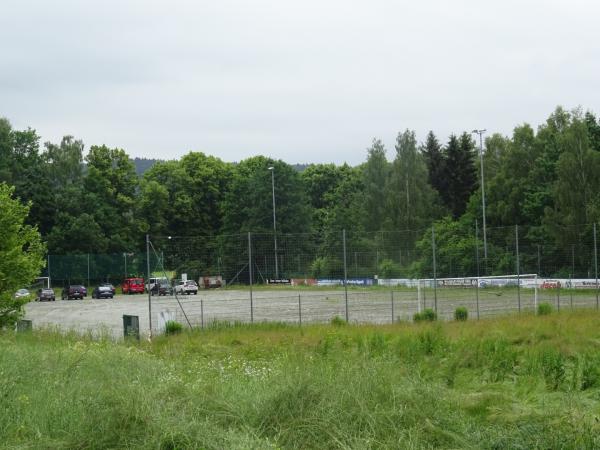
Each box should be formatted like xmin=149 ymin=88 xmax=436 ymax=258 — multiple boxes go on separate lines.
xmin=2 ymin=105 xmax=600 ymax=279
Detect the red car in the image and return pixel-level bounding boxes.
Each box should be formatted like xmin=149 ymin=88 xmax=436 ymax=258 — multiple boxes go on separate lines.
xmin=122 ymin=277 xmax=145 ymax=294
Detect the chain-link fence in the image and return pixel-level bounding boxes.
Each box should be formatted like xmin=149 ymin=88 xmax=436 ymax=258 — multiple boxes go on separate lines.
xmin=41 ymin=223 xmax=600 ymax=332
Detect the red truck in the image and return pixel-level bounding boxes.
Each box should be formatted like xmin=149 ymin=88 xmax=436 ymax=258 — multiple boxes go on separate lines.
xmin=122 ymin=277 xmax=145 ymax=294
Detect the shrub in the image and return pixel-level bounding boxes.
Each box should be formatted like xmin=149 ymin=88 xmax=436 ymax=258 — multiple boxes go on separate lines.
xmin=540 ymin=347 xmax=566 ymax=390
xmin=414 ymin=308 xmax=437 ymax=323
xmin=538 ymin=302 xmax=553 ymax=316
xmin=165 ymin=320 xmax=183 ymax=335
xmin=378 ymin=259 xmax=400 ymax=279
xmin=330 ymin=316 xmax=346 ymax=327
xmin=454 ymin=307 xmax=468 ymax=321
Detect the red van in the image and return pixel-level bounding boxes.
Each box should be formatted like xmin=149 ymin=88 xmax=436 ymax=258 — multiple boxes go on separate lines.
xmin=122 ymin=277 xmax=145 ymax=294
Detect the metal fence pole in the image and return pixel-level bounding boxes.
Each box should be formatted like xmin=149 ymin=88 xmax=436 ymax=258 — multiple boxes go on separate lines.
xmin=570 ymin=244 xmax=575 ymax=309
xmin=87 ymin=253 xmax=90 ymax=289
xmin=298 ymin=294 xmax=302 ymax=326
xmin=516 ymin=225 xmax=521 ymax=313
xmin=594 ymin=223 xmax=598 ymax=310
xmin=343 ymin=229 xmax=349 ymax=323
xmin=248 ymin=231 xmax=254 ymax=323
xmin=200 ymin=297 xmax=204 ymax=329
xmin=432 ymin=225 xmax=438 ymax=315
xmin=47 ymin=255 xmax=51 ymax=288
xmin=391 ymin=290 xmax=395 ymax=324
xmin=146 ymin=234 xmax=152 ymax=339
xmin=475 ymin=220 xmax=480 ymax=320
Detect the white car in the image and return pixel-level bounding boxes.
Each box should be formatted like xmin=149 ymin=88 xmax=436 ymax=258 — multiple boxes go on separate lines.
xmin=14 ymin=288 xmax=31 ymax=299
xmin=175 ymin=280 xmax=198 ymax=295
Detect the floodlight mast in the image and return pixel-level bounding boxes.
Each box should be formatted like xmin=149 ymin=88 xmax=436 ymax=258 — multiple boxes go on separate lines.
xmin=472 ymin=129 xmax=488 ymax=265
xmin=268 ymin=166 xmax=278 ymax=279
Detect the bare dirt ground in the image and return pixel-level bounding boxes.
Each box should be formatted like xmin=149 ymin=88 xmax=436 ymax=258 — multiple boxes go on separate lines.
xmin=23 ymin=287 xmax=599 ymax=338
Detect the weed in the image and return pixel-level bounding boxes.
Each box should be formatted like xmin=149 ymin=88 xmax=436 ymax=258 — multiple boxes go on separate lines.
xmin=165 ymin=321 xmax=183 ymax=335
xmin=454 ymin=307 xmax=468 ymax=321
xmin=581 ymin=354 xmax=600 ymax=390
xmin=330 ymin=316 xmax=347 ymax=327
xmin=414 ymin=308 xmax=437 ymax=323
xmin=539 ymin=347 xmax=566 ymax=390
xmin=538 ymin=302 xmax=553 ymax=316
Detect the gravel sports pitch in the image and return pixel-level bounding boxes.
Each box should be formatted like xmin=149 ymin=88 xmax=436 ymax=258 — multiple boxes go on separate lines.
xmin=22 ymin=285 xmax=600 ymax=338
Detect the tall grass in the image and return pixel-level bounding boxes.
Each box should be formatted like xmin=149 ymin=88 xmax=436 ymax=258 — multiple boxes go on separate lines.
xmin=1 ymin=311 xmax=600 ymax=448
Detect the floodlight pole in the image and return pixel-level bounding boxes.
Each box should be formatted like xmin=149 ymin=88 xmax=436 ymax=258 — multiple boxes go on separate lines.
xmin=146 ymin=234 xmax=152 ymax=339
xmin=472 ymin=129 xmax=488 ymax=264
xmin=268 ymin=166 xmax=278 ymax=279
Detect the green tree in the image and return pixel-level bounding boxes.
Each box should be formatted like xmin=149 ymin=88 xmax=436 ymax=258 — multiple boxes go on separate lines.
xmin=0 ymin=183 xmax=45 ymax=327
xmin=442 ymin=133 xmax=477 ymax=218
xmin=545 ymin=112 xmax=600 ymax=251
xmin=421 ymin=131 xmax=446 ymax=196
xmin=362 ymin=138 xmax=389 ymax=232
xmin=386 ymin=130 xmax=439 ymax=230
xmin=83 ymin=145 xmax=141 ymax=252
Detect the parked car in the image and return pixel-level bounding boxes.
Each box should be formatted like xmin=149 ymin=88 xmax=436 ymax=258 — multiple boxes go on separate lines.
xmin=15 ymin=288 xmax=31 ymax=299
xmin=122 ymin=277 xmax=144 ymax=294
xmin=62 ymin=285 xmax=86 ymax=300
xmin=150 ymin=282 xmax=172 ymax=296
xmin=92 ymin=285 xmax=114 ymax=299
xmin=175 ymin=280 xmax=198 ymax=295
xmin=100 ymin=282 xmax=116 ymax=296
xmin=36 ymin=288 xmax=56 ymax=302
xmin=146 ymin=277 xmax=168 ymax=293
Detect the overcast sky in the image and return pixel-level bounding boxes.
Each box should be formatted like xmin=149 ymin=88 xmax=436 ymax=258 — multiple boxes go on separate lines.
xmin=1 ymin=0 xmax=599 ymax=165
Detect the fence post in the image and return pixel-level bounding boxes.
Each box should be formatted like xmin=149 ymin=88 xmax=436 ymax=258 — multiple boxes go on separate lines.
xmin=475 ymin=220 xmax=480 ymax=320
xmin=298 ymin=294 xmax=302 ymax=326
xmin=594 ymin=223 xmax=598 ymax=310
xmin=200 ymin=297 xmax=204 ymax=329
xmin=432 ymin=225 xmax=438 ymax=315
xmin=146 ymin=234 xmax=152 ymax=339
xmin=570 ymin=244 xmax=575 ymax=309
xmin=391 ymin=290 xmax=395 ymax=324
xmin=87 ymin=253 xmax=90 ymax=289
xmin=516 ymin=225 xmax=521 ymax=313
xmin=343 ymin=229 xmax=349 ymax=323
xmin=47 ymin=254 xmax=51 ymax=288
xmin=248 ymin=231 xmax=254 ymax=323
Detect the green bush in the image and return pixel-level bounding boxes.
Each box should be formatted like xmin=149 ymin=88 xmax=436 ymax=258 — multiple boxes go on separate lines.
xmin=454 ymin=307 xmax=468 ymax=321
xmin=414 ymin=308 xmax=437 ymax=323
xmin=538 ymin=302 xmax=553 ymax=316
xmin=378 ymin=259 xmax=401 ymax=279
xmin=165 ymin=320 xmax=183 ymax=335
xmin=330 ymin=316 xmax=347 ymax=327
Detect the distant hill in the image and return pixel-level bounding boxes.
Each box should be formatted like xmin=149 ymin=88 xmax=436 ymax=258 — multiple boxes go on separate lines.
xmin=292 ymin=163 xmax=310 ymax=172
xmin=131 ymin=158 xmax=161 ymax=176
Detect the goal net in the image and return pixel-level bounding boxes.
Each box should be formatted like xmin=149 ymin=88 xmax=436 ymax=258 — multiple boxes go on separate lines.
xmin=416 ymin=274 xmax=539 ymax=320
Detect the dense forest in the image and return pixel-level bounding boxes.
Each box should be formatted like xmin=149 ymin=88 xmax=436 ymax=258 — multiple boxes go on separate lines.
xmin=2 ymin=106 xmax=600 ymax=281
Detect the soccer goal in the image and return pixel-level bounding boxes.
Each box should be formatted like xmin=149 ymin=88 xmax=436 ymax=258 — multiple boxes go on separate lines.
xmin=32 ymin=277 xmax=50 ymax=289
xmin=416 ymin=274 xmax=539 ymax=319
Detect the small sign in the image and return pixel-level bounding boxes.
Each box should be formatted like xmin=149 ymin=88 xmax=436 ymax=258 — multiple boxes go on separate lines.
xmin=16 ymin=319 xmax=32 ymax=332
xmin=267 ymin=278 xmax=292 ymax=285
xmin=123 ymin=315 xmax=140 ymax=340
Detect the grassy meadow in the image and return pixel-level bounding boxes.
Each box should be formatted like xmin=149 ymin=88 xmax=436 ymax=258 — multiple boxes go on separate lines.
xmin=2 ymin=311 xmax=600 ymax=449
